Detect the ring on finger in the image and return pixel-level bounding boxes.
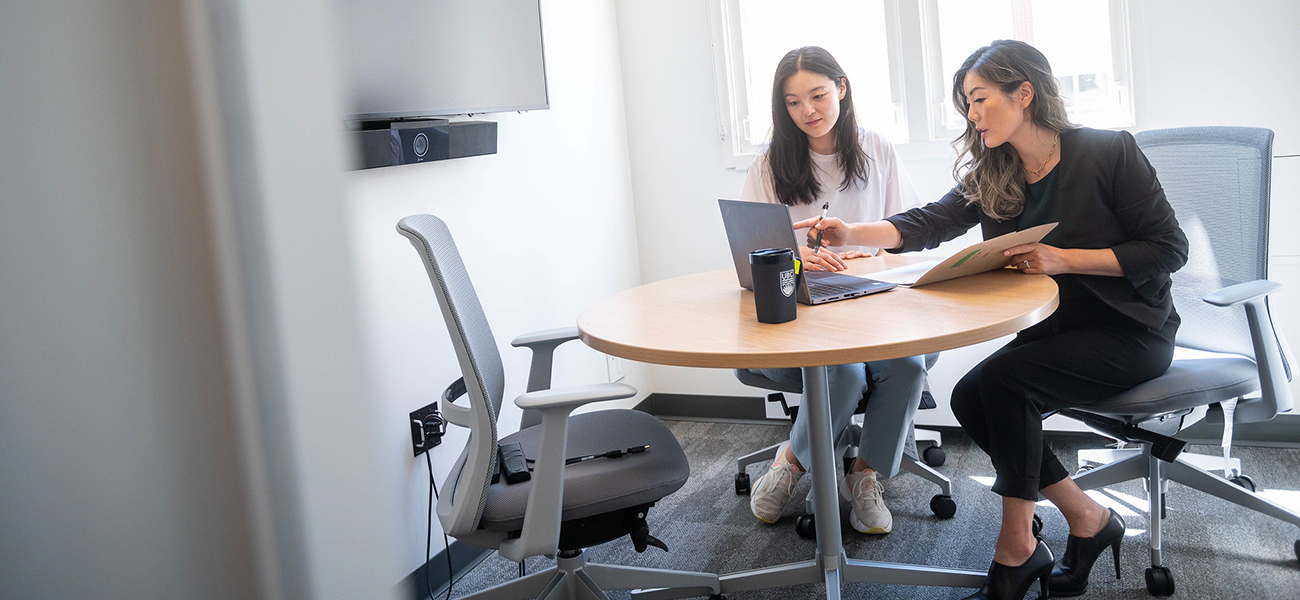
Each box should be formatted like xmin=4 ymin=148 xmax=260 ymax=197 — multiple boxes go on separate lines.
xmin=1021 ymin=259 xmax=1031 ymax=269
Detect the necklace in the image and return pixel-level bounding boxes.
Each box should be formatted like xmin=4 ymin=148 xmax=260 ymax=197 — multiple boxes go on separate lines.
xmin=1023 ymin=134 xmax=1059 ymax=177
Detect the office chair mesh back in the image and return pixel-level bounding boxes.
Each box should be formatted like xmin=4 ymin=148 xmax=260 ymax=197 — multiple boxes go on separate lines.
xmin=1135 ymin=127 xmax=1273 ymax=359
xmin=398 ymin=214 xmax=504 ymax=529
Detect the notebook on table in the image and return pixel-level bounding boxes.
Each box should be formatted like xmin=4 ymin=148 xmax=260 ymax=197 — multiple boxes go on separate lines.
xmin=868 ymin=222 xmax=1058 ymax=287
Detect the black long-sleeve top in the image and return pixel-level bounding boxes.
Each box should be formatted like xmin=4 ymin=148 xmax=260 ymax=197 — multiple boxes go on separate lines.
xmin=885 ymin=127 xmax=1189 ymax=330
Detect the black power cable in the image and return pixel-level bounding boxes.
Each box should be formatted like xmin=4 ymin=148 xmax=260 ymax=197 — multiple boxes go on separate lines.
xmin=425 ymin=449 xmax=453 ymax=600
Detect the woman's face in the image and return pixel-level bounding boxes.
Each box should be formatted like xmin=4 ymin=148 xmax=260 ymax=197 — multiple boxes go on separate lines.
xmin=962 ymin=72 xmax=1031 ymax=149
xmin=783 ymin=70 xmax=846 ymax=149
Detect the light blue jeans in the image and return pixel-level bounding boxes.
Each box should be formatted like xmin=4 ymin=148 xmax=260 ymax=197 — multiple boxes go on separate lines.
xmin=760 ymin=356 xmax=926 ymax=479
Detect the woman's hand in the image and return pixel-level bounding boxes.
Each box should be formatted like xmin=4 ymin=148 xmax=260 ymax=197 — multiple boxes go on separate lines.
xmin=837 ymin=250 xmax=873 ymax=261
xmin=1005 ymin=243 xmax=1070 ymax=275
xmin=792 ymin=216 xmax=852 ymax=249
xmin=799 ymin=245 xmax=847 ymax=271
xmin=1008 ymin=244 xmax=1124 ymax=277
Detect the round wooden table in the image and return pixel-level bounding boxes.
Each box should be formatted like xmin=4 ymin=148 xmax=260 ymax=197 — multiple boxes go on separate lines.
xmin=578 ymin=255 xmax=1058 ymax=599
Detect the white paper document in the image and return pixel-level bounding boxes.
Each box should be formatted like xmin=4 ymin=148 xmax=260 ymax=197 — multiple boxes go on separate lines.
xmin=869 ymin=222 xmax=1058 ymax=287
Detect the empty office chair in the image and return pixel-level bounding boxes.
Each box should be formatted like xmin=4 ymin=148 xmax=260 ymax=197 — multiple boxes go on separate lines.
xmin=732 ymin=354 xmax=956 ymax=539
xmin=1055 ymin=127 xmax=1298 ymax=596
xmin=397 ymin=215 xmax=719 ymax=600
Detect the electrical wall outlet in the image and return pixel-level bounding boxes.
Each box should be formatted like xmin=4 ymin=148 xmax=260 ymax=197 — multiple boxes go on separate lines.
xmin=606 ymin=354 xmax=625 ymax=383
xmin=409 ymin=401 xmax=443 ymax=457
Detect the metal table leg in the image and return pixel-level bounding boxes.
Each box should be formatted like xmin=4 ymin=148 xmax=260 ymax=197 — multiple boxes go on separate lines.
xmin=802 ymin=365 xmax=845 ymax=599
xmin=717 ymin=364 xmax=987 ymax=599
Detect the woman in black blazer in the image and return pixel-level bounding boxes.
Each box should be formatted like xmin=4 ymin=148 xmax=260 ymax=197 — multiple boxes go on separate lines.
xmin=797 ymin=40 xmax=1188 ymax=600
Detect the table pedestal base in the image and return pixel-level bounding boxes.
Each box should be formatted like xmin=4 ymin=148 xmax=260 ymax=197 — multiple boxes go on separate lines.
xmin=632 ymin=366 xmax=990 ymax=600
xmin=716 ymin=553 xmax=987 ymax=599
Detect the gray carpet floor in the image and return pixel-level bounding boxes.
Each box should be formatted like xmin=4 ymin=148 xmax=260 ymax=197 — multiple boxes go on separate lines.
xmin=452 ymin=420 xmax=1300 ymax=599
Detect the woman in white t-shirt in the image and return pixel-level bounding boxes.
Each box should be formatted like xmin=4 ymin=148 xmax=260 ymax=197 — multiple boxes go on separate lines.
xmin=740 ymin=46 xmax=926 ymax=535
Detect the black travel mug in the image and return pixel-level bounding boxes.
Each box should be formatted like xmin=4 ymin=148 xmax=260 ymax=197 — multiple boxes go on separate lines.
xmin=750 ymin=248 xmax=800 ymax=324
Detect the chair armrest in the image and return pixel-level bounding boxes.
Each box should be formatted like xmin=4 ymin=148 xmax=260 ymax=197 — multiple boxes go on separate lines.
xmin=511 ymin=326 xmax=581 ymax=349
xmin=498 ymin=382 xmax=637 ymax=562
xmin=515 ymin=382 xmax=637 ymax=412
xmin=512 ymin=326 xmax=583 ymax=429
xmin=1202 ymin=279 xmax=1282 ymax=307
xmin=1203 ymin=279 xmax=1294 ymax=421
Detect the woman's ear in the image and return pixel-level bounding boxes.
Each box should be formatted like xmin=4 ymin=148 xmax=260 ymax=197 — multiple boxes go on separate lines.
xmin=838 ymin=77 xmax=848 ymax=100
xmin=1018 ymin=81 xmax=1035 ymax=109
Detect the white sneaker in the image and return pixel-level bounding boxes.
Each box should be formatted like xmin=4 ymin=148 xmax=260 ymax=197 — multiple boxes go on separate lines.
xmin=750 ymin=446 xmax=804 ymax=524
xmin=841 ymin=470 xmax=892 ymax=534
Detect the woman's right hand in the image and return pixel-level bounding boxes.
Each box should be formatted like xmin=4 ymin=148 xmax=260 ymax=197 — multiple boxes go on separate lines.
xmin=793 ymin=216 xmax=852 ymax=249
xmin=799 ymin=245 xmax=846 ymax=271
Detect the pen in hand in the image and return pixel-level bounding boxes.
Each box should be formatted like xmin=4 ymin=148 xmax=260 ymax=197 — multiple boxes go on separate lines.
xmin=813 ymin=202 xmax=829 ymax=255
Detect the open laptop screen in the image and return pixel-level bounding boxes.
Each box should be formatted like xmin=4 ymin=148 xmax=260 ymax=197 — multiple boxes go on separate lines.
xmin=718 ymin=199 xmax=803 ymax=290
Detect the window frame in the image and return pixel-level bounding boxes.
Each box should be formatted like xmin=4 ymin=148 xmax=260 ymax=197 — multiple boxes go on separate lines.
xmin=710 ymin=0 xmax=1138 ymax=169
xmin=708 ymin=0 xmax=911 ymax=168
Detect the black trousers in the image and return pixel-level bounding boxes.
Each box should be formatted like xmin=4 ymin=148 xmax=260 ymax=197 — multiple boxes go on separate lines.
xmin=951 ymin=300 xmax=1178 ymax=501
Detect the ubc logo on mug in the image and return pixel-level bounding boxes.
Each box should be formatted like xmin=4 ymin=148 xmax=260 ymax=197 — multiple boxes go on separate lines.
xmin=779 ymin=268 xmax=796 ymax=297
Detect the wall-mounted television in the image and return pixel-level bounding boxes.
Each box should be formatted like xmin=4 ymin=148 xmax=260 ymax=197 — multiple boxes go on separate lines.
xmin=335 ymin=0 xmax=549 ymax=122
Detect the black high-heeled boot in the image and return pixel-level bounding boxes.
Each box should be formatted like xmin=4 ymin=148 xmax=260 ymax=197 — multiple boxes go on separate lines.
xmin=961 ymin=540 xmax=1055 ymax=600
xmin=1048 ymin=507 xmax=1125 ymax=597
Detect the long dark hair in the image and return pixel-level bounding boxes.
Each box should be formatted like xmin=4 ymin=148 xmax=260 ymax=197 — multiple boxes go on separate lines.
xmin=767 ymin=46 xmax=869 ymax=206
xmin=951 ymin=40 xmax=1076 ymax=221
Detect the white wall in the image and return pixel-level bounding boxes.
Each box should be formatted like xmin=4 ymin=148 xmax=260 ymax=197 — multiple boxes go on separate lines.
xmin=346 ymin=0 xmax=648 ymax=578
xmin=0 ymin=2 xmax=260 ymax=598
xmin=198 ymin=0 xmax=404 ymax=597
xmin=615 ymin=0 xmax=1300 ymax=428
xmin=2 ymin=0 xmax=417 ymax=597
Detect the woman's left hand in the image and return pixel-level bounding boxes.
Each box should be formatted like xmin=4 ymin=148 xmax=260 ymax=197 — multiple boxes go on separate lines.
xmin=1006 ymin=243 xmax=1069 ymax=275
xmin=837 ymin=250 xmax=873 ymax=261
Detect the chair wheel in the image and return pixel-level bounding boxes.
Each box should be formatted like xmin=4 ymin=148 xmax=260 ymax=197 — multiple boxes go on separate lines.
xmin=734 ymin=473 xmax=751 ymax=495
xmin=1145 ymin=565 xmax=1175 ymax=596
xmin=795 ymin=514 xmax=817 ymax=539
xmin=922 ymin=445 xmax=946 ymax=467
xmin=1031 ymin=514 xmax=1044 ymax=538
xmin=1229 ymin=474 xmax=1257 ymax=492
xmin=930 ymin=494 xmax=957 ymax=519
xmin=1076 ymin=463 xmax=1096 ymax=476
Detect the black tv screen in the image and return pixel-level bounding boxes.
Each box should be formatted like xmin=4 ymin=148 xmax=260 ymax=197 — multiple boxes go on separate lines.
xmin=336 ymin=0 xmax=549 ymax=121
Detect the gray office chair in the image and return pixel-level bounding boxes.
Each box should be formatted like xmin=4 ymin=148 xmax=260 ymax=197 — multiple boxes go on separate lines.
xmin=397 ymin=214 xmax=720 ymax=600
xmin=1056 ymin=127 xmax=1298 ymax=596
xmin=732 ymin=354 xmax=956 ymax=539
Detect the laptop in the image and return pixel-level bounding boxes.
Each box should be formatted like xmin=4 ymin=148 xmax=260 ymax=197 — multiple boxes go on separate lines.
xmin=719 ymin=199 xmax=896 ymax=305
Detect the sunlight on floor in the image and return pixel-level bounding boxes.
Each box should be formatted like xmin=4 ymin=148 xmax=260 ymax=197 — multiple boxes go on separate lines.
xmin=1257 ymin=489 xmax=1300 ymax=512
xmin=965 ymin=473 xmax=1300 ymax=539
xmin=1091 ymin=489 xmax=1148 ymax=516
xmin=1084 ymin=490 xmax=1143 ymax=518
xmin=968 ymin=475 xmax=1154 ymax=536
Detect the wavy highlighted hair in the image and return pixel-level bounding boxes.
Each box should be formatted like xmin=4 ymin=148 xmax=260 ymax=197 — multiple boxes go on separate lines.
xmin=951 ymin=40 xmax=1076 ymax=221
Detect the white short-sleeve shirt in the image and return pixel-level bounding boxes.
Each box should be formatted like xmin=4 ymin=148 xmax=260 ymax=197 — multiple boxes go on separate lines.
xmin=739 ymin=128 xmax=922 ymax=255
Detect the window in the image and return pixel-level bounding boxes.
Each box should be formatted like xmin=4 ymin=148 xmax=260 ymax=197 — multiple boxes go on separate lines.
xmin=928 ymin=0 xmax=1134 ymax=135
xmin=711 ymin=0 xmax=1134 ymax=165
xmin=710 ymin=0 xmax=906 ymax=162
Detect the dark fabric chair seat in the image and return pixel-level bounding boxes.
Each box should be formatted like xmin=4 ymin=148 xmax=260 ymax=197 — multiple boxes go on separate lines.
xmin=480 ymin=409 xmax=689 ymax=532
xmin=1080 ymin=356 xmax=1260 ymax=423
